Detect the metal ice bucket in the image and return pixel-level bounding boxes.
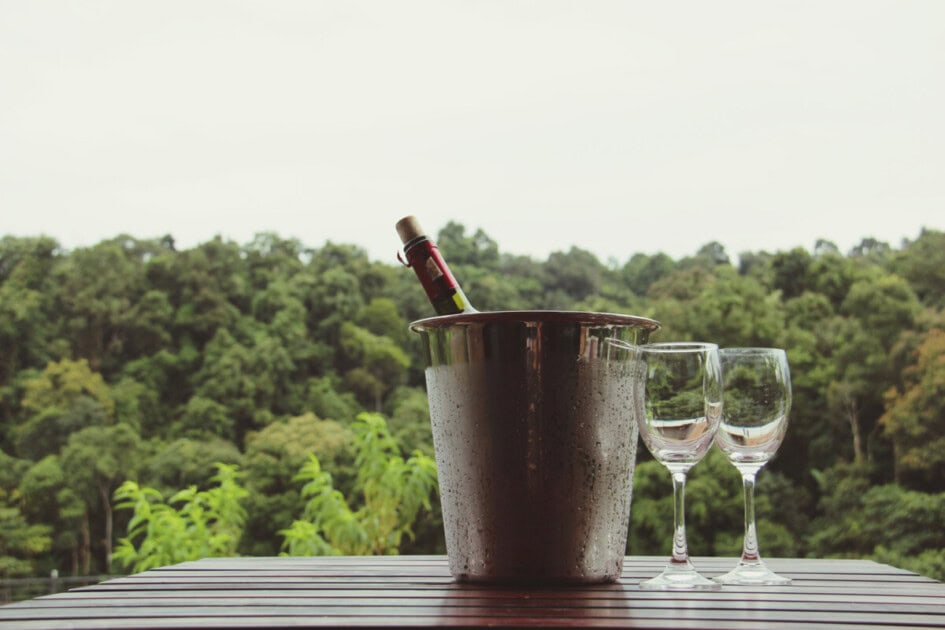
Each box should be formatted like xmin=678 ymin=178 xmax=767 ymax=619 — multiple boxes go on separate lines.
xmin=411 ymin=310 xmax=660 ymax=583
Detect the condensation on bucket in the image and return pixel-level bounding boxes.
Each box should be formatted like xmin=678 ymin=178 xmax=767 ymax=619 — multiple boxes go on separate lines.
xmin=414 ymin=311 xmax=657 ymax=583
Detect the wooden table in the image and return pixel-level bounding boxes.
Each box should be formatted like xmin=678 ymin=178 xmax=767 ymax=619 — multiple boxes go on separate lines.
xmin=3 ymin=555 xmax=945 ymax=628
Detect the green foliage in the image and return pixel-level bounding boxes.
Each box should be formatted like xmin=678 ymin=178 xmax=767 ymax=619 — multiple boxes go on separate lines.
xmin=281 ymin=413 xmax=437 ymax=556
xmin=241 ymin=413 xmax=353 ymax=556
xmin=112 ymin=464 xmax=248 ymax=573
xmin=623 ymin=252 xmax=676 ymax=297
xmin=890 ymin=229 xmax=945 ymax=307
xmin=21 ymin=358 xmax=115 ymax=418
xmin=770 ymin=247 xmax=813 ymax=300
xmin=873 ymin=547 xmax=945 ymax=582
xmin=436 ymin=221 xmax=500 ymax=269
xmin=143 ymin=438 xmax=243 ymax=496
xmin=810 ymin=469 xmax=945 ymax=580
xmin=2 ymin=225 xmax=945 ymax=580
xmin=305 ymin=376 xmax=359 ymax=423
xmin=385 ymin=386 xmax=434 ymax=456
xmin=338 ymin=323 xmax=410 ymax=410
xmin=0 ymin=488 xmax=52 ymax=578
xmin=0 ymin=451 xmax=53 ymax=577
xmin=545 ymin=246 xmax=606 ymax=303
xmin=630 ymin=448 xmax=801 ymax=559
xmin=880 ymin=328 xmax=945 ymax=490
xmin=0 ymin=237 xmax=61 ymax=389
xmin=61 ymin=424 xmax=141 ymax=502
xmin=17 ymin=456 xmax=86 ymax=567
xmin=357 ymin=298 xmax=410 ymax=345
xmin=13 ymin=360 xmax=118 ymax=467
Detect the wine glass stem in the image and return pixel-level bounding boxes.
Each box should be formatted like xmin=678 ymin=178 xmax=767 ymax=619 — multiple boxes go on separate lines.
xmin=671 ymin=471 xmax=690 ymax=564
xmin=741 ymin=472 xmax=760 ymax=563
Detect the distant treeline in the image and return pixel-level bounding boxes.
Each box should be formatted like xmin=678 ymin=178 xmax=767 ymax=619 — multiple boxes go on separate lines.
xmin=1 ymin=225 xmax=944 ymax=579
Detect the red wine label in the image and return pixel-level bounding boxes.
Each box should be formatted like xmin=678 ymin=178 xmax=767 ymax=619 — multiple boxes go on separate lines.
xmin=424 ymin=256 xmax=443 ymax=281
xmin=405 ymin=240 xmax=459 ymax=300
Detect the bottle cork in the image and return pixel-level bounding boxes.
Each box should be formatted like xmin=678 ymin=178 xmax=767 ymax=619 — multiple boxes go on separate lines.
xmin=395 ymin=215 xmax=426 ymax=245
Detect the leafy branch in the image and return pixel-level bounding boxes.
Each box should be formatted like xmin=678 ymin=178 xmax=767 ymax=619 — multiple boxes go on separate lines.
xmin=111 ymin=463 xmax=248 ymax=573
xmin=281 ymin=413 xmax=437 ymax=556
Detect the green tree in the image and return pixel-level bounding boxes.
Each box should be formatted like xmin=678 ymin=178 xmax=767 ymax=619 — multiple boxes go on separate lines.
xmin=304 ymin=376 xmax=359 ymax=425
xmin=251 ymin=277 xmax=323 ymax=374
xmin=436 ymin=222 xmax=500 ymax=269
xmin=357 ymin=297 xmax=410 ymax=346
xmin=305 ymin=267 xmax=364 ymax=346
xmin=142 ymin=438 xmax=243 ymax=496
xmin=841 ymin=272 xmax=922 ymax=351
xmin=112 ymin=464 xmax=248 ymax=574
xmin=191 ymin=327 xmax=297 ymax=443
xmin=880 ymin=328 xmax=945 ymax=490
xmin=545 ymin=246 xmax=606 ymax=304
xmin=545 ymin=247 xmax=606 ymax=308
xmin=338 ymin=323 xmax=410 ymax=411
xmin=622 ymin=252 xmax=675 ymax=297
xmin=0 ymin=488 xmax=52 ymax=579
xmin=242 ymin=233 xmax=306 ymax=291
xmin=849 ymin=237 xmax=891 ymax=261
xmin=647 ymin=266 xmax=716 ymax=302
xmin=828 ymin=272 xmax=922 ymax=467
xmin=738 ymin=250 xmax=774 ymax=287
xmin=117 ymin=349 xmax=196 ymax=439
xmin=809 ymin=251 xmax=856 ymax=310
xmin=0 ymin=449 xmax=52 ymax=578
xmin=496 ymin=254 xmax=552 ymax=309
xmin=6 ymin=225 xmax=945 ymax=582
xmin=20 ymin=358 xmax=114 ymax=418
xmin=776 ymin=299 xmax=837 ymax=478
xmin=657 ymin=267 xmax=784 ymax=347
xmin=147 ymin=236 xmax=247 ymax=349
xmin=14 ymin=359 xmax=115 ymax=460
xmin=61 ymin=424 xmax=141 ymax=572
xmin=769 ymin=247 xmax=813 ymax=300
xmin=241 ymin=413 xmax=353 ymax=556
xmin=281 ymin=413 xmax=437 ymax=556
xmin=691 ymin=241 xmax=731 ymax=267
xmin=891 ymin=229 xmax=945 ymax=307
xmin=385 ymin=386 xmax=434 ymax=456
xmin=173 ymin=396 xmax=234 ymax=441
xmin=0 ymin=236 xmax=62 ymax=390
xmin=809 ymin=466 xmax=945 ymax=580
xmin=55 ymin=236 xmax=161 ymax=373
xmin=18 ymin=456 xmax=89 ymax=575
xmin=122 ymin=290 xmax=175 ymax=359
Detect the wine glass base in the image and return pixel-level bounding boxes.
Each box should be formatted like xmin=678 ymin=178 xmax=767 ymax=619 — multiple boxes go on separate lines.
xmin=714 ymin=561 xmax=793 ymax=586
xmin=640 ymin=561 xmax=721 ymax=590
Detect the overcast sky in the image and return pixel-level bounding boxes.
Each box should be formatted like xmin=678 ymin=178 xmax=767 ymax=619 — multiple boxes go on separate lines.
xmin=2 ymin=1 xmax=943 ymax=265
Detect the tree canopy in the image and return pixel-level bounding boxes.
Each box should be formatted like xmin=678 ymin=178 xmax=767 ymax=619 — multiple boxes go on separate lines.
xmin=0 ymin=226 xmax=943 ymax=580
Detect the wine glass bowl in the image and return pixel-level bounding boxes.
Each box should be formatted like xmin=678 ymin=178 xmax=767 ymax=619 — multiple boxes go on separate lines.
xmin=714 ymin=347 xmax=792 ymax=586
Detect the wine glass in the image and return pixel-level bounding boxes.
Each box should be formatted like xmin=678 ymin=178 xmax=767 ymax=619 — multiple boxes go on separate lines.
xmin=714 ymin=347 xmax=792 ymax=585
xmin=611 ymin=340 xmax=723 ymax=590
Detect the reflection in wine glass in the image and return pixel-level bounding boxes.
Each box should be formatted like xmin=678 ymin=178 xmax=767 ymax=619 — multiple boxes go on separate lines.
xmin=610 ymin=340 xmax=723 ymax=590
xmin=714 ymin=347 xmax=792 ymax=586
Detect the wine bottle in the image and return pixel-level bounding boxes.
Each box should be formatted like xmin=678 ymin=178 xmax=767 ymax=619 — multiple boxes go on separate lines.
xmin=396 ymin=215 xmax=477 ymax=315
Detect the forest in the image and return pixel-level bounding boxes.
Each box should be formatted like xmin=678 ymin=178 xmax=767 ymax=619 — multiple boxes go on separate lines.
xmin=1 ymin=224 xmax=944 ymax=583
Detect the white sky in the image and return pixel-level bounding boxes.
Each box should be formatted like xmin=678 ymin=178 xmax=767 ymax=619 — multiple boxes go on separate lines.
xmin=2 ymin=1 xmax=943 ymax=265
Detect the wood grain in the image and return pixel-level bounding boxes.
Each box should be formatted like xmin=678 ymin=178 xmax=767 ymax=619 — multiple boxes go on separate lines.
xmin=2 ymin=556 xmax=944 ymax=629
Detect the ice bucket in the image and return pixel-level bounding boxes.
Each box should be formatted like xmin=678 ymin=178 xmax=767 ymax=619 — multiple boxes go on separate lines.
xmin=410 ymin=310 xmax=660 ymax=583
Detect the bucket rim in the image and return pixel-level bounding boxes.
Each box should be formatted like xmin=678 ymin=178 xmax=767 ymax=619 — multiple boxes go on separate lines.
xmin=409 ymin=310 xmax=661 ymax=332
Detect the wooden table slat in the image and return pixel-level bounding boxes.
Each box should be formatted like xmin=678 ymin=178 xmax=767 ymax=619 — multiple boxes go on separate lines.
xmin=3 ymin=556 xmax=945 ymax=629
xmin=9 ymin=595 xmax=945 ymax=616
xmin=30 ymin=588 xmax=945 ymax=604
